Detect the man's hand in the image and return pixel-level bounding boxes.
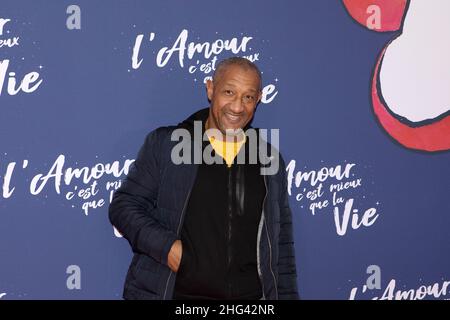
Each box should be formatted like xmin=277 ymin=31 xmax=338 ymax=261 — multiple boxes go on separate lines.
xmin=167 ymin=240 xmax=182 ymax=272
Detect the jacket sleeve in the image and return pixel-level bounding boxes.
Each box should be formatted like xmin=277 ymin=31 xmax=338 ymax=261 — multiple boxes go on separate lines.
xmin=277 ymin=155 xmax=300 ymax=299
xmin=108 ymin=128 xmax=178 ymax=266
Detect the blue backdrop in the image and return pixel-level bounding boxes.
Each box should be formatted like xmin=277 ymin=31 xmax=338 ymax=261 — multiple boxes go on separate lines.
xmin=0 ymin=0 xmax=449 ymax=299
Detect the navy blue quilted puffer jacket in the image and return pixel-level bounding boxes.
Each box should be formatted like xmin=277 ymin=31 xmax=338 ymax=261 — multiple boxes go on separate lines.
xmin=109 ymin=108 xmax=299 ymax=300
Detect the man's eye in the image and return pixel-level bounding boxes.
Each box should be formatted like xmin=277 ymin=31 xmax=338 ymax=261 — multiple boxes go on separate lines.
xmin=224 ymin=90 xmax=233 ymax=95
xmin=245 ymin=95 xmax=255 ymax=101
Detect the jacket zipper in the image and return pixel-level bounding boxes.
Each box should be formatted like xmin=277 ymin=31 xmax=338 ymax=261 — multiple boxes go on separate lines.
xmin=256 ymin=174 xmax=268 ymax=299
xmin=262 ymin=174 xmax=278 ymax=299
xmin=227 ymin=166 xmax=233 ymax=297
xmin=256 ymin=209 xmax=265 ymax=299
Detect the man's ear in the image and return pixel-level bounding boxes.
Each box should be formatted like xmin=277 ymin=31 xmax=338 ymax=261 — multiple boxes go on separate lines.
xmin=257 ymin=91 xmax=262 ymax=104
xmin=206 ymin=79 xmax=214 ymax=101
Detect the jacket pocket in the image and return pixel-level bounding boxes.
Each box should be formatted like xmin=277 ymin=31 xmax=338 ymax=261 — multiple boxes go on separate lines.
xmin=135 ymin=253 xmax=161 ymax=273
xmin=128 ymin=266 xmax=161 ymax=296
xmin=176 ymin=236 xmax=195 ymax=277
xmin=127 ymin=254 xmax=163 ymax=296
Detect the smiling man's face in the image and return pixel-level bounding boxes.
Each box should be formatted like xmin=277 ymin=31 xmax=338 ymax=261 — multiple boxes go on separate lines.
xmin=206 ymin=64 xmax=262 ymax=136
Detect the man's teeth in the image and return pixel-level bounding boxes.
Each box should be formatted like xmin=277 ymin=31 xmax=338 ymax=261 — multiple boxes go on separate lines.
xmin=226 ymin=113 xmax=240 ymax=121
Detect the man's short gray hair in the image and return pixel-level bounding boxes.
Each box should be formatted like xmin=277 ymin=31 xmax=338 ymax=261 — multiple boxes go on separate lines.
xmin=212 ymin=57 xmax=262 ymax=90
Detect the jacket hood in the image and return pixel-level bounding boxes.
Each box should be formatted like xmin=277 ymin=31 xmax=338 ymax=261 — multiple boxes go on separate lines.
xmin=178 ymin=107 xmax=210 ymax=129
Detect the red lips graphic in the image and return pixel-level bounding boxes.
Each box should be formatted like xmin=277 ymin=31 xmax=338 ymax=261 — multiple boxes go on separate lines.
xmin=343 ymin=0 xmax=450 ymax=152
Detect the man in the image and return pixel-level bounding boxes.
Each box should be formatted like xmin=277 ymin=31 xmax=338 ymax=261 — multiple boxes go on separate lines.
xmin=109 ymin=57 xmax=298 ymax=300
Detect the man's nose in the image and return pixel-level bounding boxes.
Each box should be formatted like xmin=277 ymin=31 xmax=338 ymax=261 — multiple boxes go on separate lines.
xmin=229 ymin=96 xmax=245 ymax=113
